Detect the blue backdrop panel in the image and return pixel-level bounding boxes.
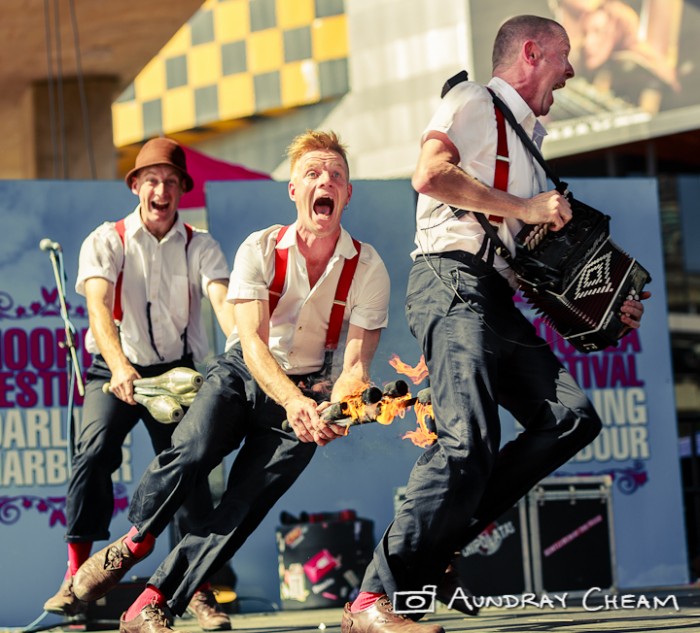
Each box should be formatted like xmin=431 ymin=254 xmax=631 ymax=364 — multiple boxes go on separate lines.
xmin=0 ymin=181 xmax=197 ymax=627
xmin=528 ymin=178 xmax=686 ymax=588
xmin=205 ymin=177 xmax=687 ymax=605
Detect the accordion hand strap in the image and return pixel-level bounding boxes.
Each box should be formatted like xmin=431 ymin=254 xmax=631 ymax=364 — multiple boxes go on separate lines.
xmin=473 ymin=212 xmax=524 ymax=276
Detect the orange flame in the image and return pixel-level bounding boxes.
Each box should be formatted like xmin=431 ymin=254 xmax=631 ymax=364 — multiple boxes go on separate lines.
xmin=375 ymin=393 xmax=414 ymax=425
xmin=327 ymin=367 xmax=439 ymax=449
xmin=343 ymin=397 xmax=367 ymax=421
xmin=332 ymin=384 xmax=378 ymax=429
xmin=402 ymin=401 xmax=437 ymax=448
xmin=389 ymin=354 xmax=429 ymax=385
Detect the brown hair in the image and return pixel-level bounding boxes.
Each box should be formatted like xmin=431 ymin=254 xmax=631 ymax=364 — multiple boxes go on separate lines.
xmin=286 ymin=130 xmax=349 ymax=177
xmin=492 ymin=15 xmax=565 ymax=72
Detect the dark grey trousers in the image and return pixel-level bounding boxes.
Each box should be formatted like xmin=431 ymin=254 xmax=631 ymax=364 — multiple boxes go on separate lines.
xmin=65 ymin=355 xmax=213 ymax=545
xmin=361 ymin=253 xmax=602 ymax=599
xmin=128 ymin=345 xmax=317 ymax=614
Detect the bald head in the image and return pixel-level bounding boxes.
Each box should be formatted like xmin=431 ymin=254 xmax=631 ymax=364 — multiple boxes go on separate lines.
xmin=492 ymin=15 xmax=566 ymax=73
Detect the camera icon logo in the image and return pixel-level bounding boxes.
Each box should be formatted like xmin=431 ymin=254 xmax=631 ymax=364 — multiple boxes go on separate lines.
xmin=392 ymin=585 xmax=437 ymax=614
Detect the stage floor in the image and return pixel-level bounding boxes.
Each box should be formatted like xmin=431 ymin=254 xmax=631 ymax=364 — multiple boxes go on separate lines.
xmin=8 ymin=587 xmax=700 ymax=633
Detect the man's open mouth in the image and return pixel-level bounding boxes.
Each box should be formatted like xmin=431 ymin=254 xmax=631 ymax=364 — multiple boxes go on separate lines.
xmin=313 ymin=196 xmax=334 ymax=216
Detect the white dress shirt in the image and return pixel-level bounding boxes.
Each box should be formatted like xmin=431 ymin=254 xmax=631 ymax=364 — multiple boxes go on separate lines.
xmin=226 ymin=221 xmax=390 ymax=376
xmin=76 ymin=207 xmax=230 ymax=365
xmin=412 ymin=76 xmax=548 ymax=286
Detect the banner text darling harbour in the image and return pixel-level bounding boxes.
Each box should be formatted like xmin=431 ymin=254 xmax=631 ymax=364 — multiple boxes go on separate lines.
xmin=532 ymin=318 xmax=649 ymax=464
xmin=0 ymin=325 xmax=133 ymax=487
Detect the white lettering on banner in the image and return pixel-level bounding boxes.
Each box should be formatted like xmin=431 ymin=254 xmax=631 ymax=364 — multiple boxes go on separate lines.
xmin=591 ymin=389 xmax=648 ymax=426
xmin=0 ymin=449 xmax=69 ymax=486
xmin=524 ymin=319 xmax=653 ymax=468
xmin=1 ymin=409 xmax=26 ymax=448
xmin=0 ymin=407 xmax=133 ymax=487
xmin=572 ymin=388 xmax=650 ymax=463
xmin=1 ymin=408 xmax=67 ymax=449
xmin=26 ymin=408 xmax=57 ymax=447
xmin=574 ymin=426 xmax=649 ymax=463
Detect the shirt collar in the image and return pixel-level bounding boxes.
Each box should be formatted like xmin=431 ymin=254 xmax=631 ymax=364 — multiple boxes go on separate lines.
xmin=277 ymin=221 xmax=359 ymax=260
xmin=336 ymin=226 xmax=359 ymax=259
xmin=487 ymin=77 xmax=548 ymax=143
xmin=126 ymin=205 xmax=186 ymax=241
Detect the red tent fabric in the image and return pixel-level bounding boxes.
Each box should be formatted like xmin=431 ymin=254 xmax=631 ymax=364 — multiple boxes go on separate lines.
xmin=180 ymin=145 xmax=271 ymax=209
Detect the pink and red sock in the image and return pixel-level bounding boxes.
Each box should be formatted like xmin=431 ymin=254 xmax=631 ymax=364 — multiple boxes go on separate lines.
xmin=67 ymin=542 xmax=92 ymax=577
xmin=350 ymin=591 xmax=383 ymax=612
xmin=63 ymin=529 xmax=154 ymax=584
xmin=124 ymin=525 xmax=156 ymax=558
xmin=123 ymin=585 xmax=166 ymax=621
xmin=123 ymin=581 xmax=211 ymax=621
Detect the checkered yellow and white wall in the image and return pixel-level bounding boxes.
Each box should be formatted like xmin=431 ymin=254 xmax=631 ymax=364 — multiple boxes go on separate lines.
xmin=112 ymin=0 xmax=349 ymax=148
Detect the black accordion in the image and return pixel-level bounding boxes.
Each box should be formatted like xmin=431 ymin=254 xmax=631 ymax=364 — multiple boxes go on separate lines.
xmin=513 ymin=197 xmax=651 ymax=353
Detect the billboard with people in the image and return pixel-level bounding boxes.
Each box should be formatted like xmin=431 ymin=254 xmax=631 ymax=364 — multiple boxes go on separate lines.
xmin=468 ymin=0 xmax=699 ymax=156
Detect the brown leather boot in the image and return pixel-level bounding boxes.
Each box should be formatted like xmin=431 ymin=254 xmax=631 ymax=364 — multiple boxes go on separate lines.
xmin=73 ymin=533 xmax=152 ymax=602
xmin=341 ymin=595 xmax=444 ymax=633
xmin=43 ymin=576 xmax=87 ymax=616
xmin=186 ymin=588 xmax=232 ymax=631
xmin=119 ymin=603 xmax=174 ymax=633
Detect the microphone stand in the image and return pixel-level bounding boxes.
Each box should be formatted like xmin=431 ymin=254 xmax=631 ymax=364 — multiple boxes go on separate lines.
xmin=44 ymin=245 xmax=84 ymax=465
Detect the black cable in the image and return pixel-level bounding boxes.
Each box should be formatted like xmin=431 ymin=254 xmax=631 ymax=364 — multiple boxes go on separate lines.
xmin=0 ymin=609 xmax=85 ymax=633
xmin=417 ymin=203 xmax=553 ymax=350
xmin=68 ymin=0 xmax=97 ymax=179
xmin=42 ymin=0 xmax=59 ymax=179
xmin=52 ymin=0 xmax=68 ymax=179
xmin=57 ymin=250 xmax=78 ymax=465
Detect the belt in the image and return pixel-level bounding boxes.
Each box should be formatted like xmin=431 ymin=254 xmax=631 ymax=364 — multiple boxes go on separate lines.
xmin=420 ymin=250 xmax=494 ymax=272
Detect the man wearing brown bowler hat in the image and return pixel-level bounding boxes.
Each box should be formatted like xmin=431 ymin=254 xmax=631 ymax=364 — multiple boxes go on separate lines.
xmin=43 ymin=137 xmax=236 ymax=630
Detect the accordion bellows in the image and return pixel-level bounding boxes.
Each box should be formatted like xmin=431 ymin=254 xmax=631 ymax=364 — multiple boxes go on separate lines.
xmin=514 ymin=198 xmax=651 ymax=353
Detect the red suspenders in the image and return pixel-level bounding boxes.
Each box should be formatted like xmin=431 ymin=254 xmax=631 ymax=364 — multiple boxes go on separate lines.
xmin=268 ymin=225 xmax=292 ymax=316
xmin=112 ymin=218 xmax=194 ymax=323
xmin=488 ymin=96 xmax=510 ymax=223
xmin=113 ymin=219 xmax=127 ymax=324
xmin=326 ymin=238 xmax=361 ymax=351
xmin=269 ymin=225 xmax=361 ymax=352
